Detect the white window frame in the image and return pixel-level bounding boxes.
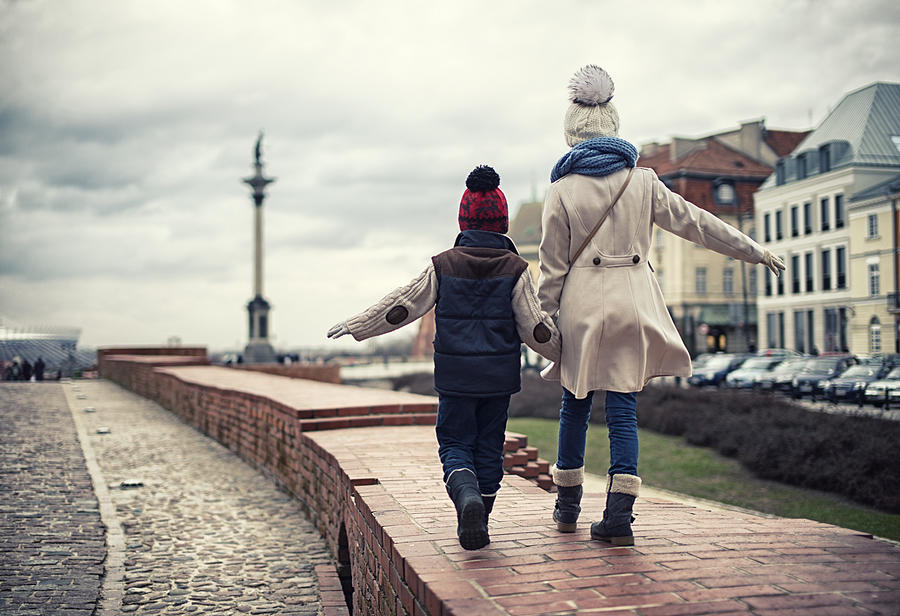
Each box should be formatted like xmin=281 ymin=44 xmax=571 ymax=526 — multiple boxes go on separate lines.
xmin=867 ymin=213 xmax=879 ymax=239
xmin=868 ymin=261 xmax=880 ymax=296
xmin=695 ymin=267 xmax=707 ymax=295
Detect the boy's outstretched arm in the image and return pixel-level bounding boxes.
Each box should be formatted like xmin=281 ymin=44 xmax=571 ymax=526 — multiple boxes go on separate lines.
xmin=511 ymin=270 xmax=561 ymax=363
xmin=326 ymin=264 xmax=438 ymax=341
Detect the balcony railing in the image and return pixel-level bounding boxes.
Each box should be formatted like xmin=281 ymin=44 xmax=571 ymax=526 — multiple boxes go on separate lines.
xmin=888 ymin=293 xmax=900 ymax=313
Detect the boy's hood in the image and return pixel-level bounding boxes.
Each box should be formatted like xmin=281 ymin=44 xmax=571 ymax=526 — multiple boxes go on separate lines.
xmin=454 ymin=230 xmax=519 ymax=254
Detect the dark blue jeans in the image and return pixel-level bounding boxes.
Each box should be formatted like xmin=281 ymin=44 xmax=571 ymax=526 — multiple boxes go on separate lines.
xmin=555 ymin=388 xmax=638 ymax=477
xmin=436 ymin=394 xmax=510 ymax=495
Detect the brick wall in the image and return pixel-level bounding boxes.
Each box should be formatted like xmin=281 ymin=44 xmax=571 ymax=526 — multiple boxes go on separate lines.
xmin=99 ymin=355 xmax=551 ymax=615
xmin=233 ymin=363 xmax=342 ymax=384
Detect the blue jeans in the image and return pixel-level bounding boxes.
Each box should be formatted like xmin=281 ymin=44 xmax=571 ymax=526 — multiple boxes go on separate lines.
xmin=555 ymin=388 xmax=638 ymax=477
xmin=436 ymin=395 xmax=510 ymax=495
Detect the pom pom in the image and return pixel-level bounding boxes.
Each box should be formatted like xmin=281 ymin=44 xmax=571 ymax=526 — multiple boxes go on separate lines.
xmin=568 ymin=64 xmax=614 ymax=106
xmin=466 ymin=165 xmax=500 ymax=192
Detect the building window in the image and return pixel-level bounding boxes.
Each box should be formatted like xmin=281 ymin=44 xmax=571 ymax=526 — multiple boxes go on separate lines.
xmin=819 ymin=144 xmax=831 ymax=173
xmin=794 ymin=310 xmax=806 ymax=354
xmin=867 ymin=213 xmax=879 ymax=239
xmin=824 ymin=308 xmax=837 ymax=352
xmin=805 ymin=252 xmax=814 ymax=292
xmin=775 ymin=210 xmax=783 ymax=240
xmin=803 ymin=202 xmax=812 ymax=234
xmin=790 ymin=205 xmax=799 ymax=237
xmin=869 ymin=262 xmax=880 ymax=296
xmin=778 ymin=312 xmax=786 ymax=349
xmin=775 ymin=160 xmax=785 ymax=185
xmin=764 ymin=268 xmax=772 ymax=297
xmin=791 ymin=255 xmax=800 ymax=294
xmin=764 ymin=212 xmax=771 ymax=243
xmin=836 ymin=247 xmax=846 ymax=288
xmin=806 ymin=310 xmax=815 ymax=354
xmin=796 ymin=154 xmax=807 ymax=180
xmin=821 ymin=248 xmax=831 ymax=290
xmin=749 ymin=269 xmax=757 ymax=296
xmin=767 ymin=313 xmax=778 ymax=348
xmin=820 ymin=197 xmax=830 ymax=231
xmin=835 ymin=194 xmax=845 ymax=228
xmin=723 ymin=267 xmax=734 ymax=295
xmin=777 ymin=257 xmax=785 ymax=295
xmin=839 ymin=307 xmax=848 ymax=351
xmin=656 ymin=229 xmax=664 ymax=248
xmin=870 ymin=316 xmax=882 ymax=354
xmin=715 ymin=182 xmax=736 ymax=205
xmin=695 ymin=267 xmax=707 ymax=295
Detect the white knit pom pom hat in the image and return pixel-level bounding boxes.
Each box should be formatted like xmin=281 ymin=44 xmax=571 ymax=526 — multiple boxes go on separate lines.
xmin=564 ymin=65 xmax=620 ymax=146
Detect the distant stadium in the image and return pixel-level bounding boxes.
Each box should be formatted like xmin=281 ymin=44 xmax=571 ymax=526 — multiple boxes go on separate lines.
xmin=0 ymin=315 xmax=96 ymax=376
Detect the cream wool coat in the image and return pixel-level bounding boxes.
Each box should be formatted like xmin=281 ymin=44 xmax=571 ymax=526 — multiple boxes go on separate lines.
xmin=538 ymin=167 xmax=767 ymax=397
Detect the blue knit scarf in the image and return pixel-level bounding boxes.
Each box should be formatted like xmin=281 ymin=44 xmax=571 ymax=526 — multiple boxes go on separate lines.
xmin=550 ymin=137 xmax=639 ymax=183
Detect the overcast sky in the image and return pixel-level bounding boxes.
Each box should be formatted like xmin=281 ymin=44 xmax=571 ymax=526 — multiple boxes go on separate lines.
xmin=1 ymin=0 xmax=899 ymax=352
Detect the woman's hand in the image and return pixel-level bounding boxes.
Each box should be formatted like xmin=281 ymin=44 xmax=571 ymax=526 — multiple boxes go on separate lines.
xmin=762 ymin=250 xmax=786 ymax=277
xmin=326 ymin=322 xmax=350 ymax=339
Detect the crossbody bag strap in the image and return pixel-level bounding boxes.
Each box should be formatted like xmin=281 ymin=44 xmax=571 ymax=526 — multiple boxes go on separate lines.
xmin=571 ymin=165 xmax=636 ymax=265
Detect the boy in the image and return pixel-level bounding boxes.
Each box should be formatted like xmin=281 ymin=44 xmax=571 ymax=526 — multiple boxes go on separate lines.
xmin=327 ymin=165 xmax=560 ymax=550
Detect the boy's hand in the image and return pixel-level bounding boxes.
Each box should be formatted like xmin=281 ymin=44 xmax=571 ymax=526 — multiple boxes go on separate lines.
xmin=327 ymin=322 xmax=350 ymax=339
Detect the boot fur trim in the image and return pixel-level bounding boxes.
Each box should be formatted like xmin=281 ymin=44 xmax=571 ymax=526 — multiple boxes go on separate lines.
xmin=609 ymin=473 xmax=641 ymax=497
xmin=551 ymin=464 xmax=584 ymax=487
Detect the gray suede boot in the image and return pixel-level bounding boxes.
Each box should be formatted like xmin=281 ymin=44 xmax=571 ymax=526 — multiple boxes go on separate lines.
xmin=445 ymin=469 xmax=489 ymax=550
xmin=551 ymin=465 xmax=584 ymax=533
xmin=590 ymin=474 xmax=641 ymax=546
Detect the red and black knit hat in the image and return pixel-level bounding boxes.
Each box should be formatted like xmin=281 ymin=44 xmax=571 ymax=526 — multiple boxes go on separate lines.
xmin=458 ymin=165 xmax=508 ymax=234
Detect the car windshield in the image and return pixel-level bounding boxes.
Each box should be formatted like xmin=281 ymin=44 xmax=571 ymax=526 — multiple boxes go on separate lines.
xmin=705 ymin=355 xmax=736 ymax=369
xmin=799 ymin=358 xmax=842 ymax=373
xmin=773 ymin=359 xmax=807 ymax=374
xmin=840 ymin=366 xmax=876 ymax=378
xmin=886 ymin=367 xmax=900 ymax=380
xmin=740 ymin=357 xmax=777 ymax=370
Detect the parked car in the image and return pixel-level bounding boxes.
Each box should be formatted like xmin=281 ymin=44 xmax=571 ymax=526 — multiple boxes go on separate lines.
xmin=687 ymin=353 xmax=748 ymax=387
xmin=791 ymin=355 xmax=858 ymax=399
xmin=756 ymin=357 xmax=810 ymax=393
xmin=691 ymin=353 xmax=716 ymax=371
xmin=820 ymin=364 xmax=882 ymax=404
xmin=724 ymin=356 xmax=784 ymax=389
xmin=864 ymin=366 xmax=900 ymax=407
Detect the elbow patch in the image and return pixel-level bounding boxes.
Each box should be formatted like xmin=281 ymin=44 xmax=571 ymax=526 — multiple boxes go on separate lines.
xmin=533 ymin=323 xmax=551 ymax=343
xmin=386 ymin=305 xmax=409 ymax=325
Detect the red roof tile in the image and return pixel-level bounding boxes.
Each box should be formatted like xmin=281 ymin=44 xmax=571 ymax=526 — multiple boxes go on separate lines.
xmin=764 ymin=129 xmax=811 ymax=158
xmin=639 ymin=138 xmax=772 ymax=178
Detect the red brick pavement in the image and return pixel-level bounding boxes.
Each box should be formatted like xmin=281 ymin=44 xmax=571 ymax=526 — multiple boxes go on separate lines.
xmin=308 ymin=424 xmax=900 ymax=615
xmin=105 ymin=361 xmax=900 ymax=615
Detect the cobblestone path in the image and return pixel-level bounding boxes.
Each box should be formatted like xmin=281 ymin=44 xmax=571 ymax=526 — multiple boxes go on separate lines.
xmin=1 ymin=383 xmax=106 ymax=615
xmin=68 ymin=378 xmax=332 ymax=615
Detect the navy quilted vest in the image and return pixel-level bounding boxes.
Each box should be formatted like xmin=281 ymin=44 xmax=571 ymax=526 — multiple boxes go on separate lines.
xmin=431 ymin=230 xmax=528 ymax=397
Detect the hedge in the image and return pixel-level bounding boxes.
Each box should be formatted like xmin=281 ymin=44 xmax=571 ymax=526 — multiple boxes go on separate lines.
xmin=390 ymin=371 xmax=900 ymax=513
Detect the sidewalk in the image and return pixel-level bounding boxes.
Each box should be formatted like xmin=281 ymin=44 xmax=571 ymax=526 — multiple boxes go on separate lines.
xmin=2 ymin=380 xmax=334 ymax=615
xmin=0 ymin=383 xmax=105 ymax=615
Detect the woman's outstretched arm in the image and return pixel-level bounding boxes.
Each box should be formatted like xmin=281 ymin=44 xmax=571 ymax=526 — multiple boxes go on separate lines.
xmin=537 ymin=186 xmax=572 ymax=317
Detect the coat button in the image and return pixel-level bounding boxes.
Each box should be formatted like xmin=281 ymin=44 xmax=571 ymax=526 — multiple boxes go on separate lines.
xmin=593 ymin=257 xmax=601 ymax=265
xmin=632 ymin=255 xmax=640 ymax=263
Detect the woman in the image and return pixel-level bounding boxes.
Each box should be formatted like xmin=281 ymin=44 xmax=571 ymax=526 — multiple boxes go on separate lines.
xmin=538 ymin=65 xmax=784 ymax=545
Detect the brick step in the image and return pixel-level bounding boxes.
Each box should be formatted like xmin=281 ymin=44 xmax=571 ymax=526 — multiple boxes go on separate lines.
xmin=293 ymin=403 xmax=437 ymax=420
xmin=503 ymin=432 xmax=528 ymax=452
xmin=300 ymin=413 xmax=437 ymax=431
xmin=521 ymin=446 xmax=539 ymax=461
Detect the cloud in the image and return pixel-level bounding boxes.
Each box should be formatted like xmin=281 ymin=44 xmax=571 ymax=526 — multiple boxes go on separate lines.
xmin=1 ymin=0 xmax=899 ymax=348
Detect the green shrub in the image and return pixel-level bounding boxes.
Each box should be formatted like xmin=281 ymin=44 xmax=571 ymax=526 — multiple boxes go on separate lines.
xmin=635 ymin=386 xmax=900 ymax=513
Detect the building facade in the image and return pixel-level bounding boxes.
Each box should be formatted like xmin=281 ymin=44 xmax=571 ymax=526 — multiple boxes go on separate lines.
xmin=640 ymin=120 xmax=807 ymax=356
xmin=755 ymin=83 xmax=900 ymax=355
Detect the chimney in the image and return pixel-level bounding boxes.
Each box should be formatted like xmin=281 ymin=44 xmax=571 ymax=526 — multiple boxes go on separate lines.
xmin=640 ymin=141 xmax=660 ymax=157
xmin=671 ymin=137 xmax=704 ymax=162
xmin=739 ymin=119 xmax=764 ymax=161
